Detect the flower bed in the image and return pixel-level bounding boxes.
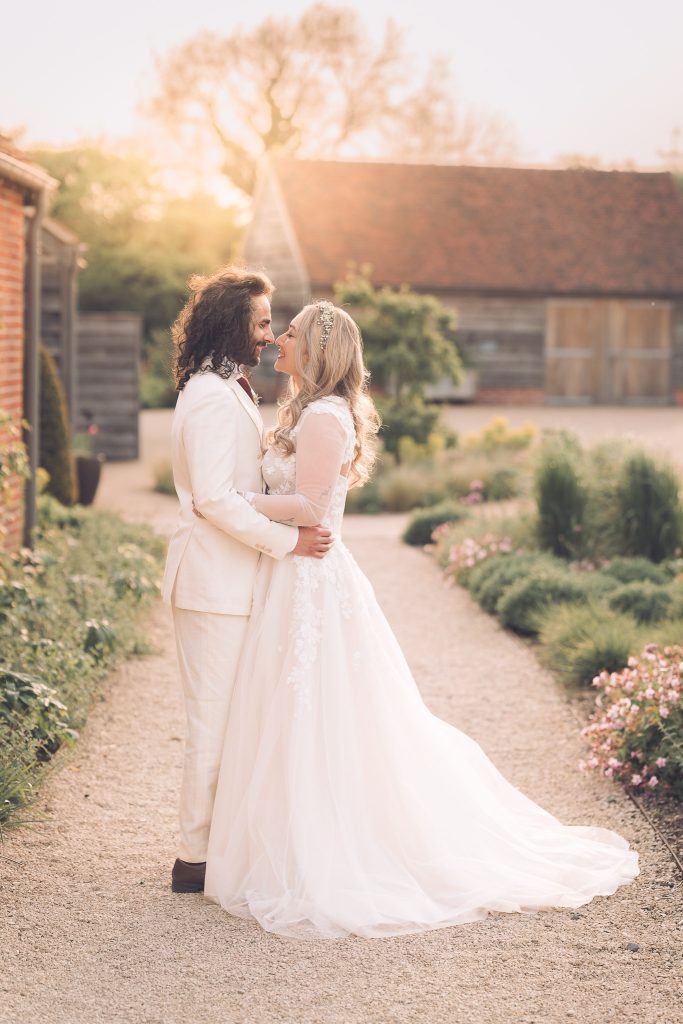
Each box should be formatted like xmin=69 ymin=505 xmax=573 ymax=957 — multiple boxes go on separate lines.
xmin=422 ymin=512 xmax=683 ymax=802
xmin=580 ymin=645 xmax=683 ymax=799
xmin=0 ymin=496 xmax=165 ymax=831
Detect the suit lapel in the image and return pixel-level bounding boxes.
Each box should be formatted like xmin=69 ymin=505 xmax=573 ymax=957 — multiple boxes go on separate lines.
xmin=225 ymin=375 xmax=264 ymax=441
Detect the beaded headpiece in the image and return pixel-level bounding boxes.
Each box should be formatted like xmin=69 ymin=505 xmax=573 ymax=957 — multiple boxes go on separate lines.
xmin=317 ymin=301 xmax=335 ymax=350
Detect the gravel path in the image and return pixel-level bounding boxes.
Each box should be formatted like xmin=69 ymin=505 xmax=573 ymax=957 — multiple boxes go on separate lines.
xmin=2 ymin=420 xmax=682 ymax=1023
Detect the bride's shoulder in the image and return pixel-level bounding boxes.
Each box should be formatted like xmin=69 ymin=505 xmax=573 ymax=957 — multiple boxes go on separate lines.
xmin=305 ymin=395 xmax=351 ymax=414
xmin=302 ymin=395 xmax=353 ymax=428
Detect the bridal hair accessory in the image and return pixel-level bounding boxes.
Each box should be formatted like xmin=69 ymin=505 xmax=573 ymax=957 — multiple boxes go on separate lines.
xmin=317 ymin=301 xmax=335 ymax=350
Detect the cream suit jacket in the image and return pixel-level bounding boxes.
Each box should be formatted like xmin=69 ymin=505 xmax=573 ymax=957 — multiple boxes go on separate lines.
xmin=161 ymin=368 xmax=298 ymax=615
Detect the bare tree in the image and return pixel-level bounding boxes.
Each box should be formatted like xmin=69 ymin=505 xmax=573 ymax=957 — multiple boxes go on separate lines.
xmin=145 ymin=4 xmax=515 ymax=196
xmin=380 ymin=56 xmax=516 ymax=165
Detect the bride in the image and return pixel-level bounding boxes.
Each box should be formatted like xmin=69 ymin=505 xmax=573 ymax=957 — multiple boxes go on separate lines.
xmin=203 ymin=300 xmax=639 ymax=939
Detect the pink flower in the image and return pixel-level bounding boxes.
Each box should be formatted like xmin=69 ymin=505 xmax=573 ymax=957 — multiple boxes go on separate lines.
xmin=656 ymin=757 xmax=667 ymax=768
xmin=631 ymin=774 xmax=642 ymax=786
xmin=659 ymin=706 xmax=670 ymax=718
xmin=648 ymin=776 xmax=659 ymax=788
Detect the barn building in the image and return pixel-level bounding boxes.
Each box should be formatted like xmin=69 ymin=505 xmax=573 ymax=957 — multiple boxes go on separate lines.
xmin=245 ymin=158 xmax=683 ymax=405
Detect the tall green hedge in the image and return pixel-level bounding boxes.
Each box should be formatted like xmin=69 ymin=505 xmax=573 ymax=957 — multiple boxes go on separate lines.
xmin=39 ymin=345 xmax=77 ymax=506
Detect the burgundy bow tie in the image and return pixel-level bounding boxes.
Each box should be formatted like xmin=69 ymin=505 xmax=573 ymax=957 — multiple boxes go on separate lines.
xmin=237 ymin=376 xmax=256 ymax=404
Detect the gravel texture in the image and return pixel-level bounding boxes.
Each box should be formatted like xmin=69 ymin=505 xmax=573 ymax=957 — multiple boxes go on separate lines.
xmin=1 ymin=411 xmax=682 ymax=1024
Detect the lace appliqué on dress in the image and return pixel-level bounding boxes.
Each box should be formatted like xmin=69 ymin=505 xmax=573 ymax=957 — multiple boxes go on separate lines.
xmin=286 ymin=557 xmax=323 ymax=711
xmin=268 ymin=397 xmax=356 ymax=709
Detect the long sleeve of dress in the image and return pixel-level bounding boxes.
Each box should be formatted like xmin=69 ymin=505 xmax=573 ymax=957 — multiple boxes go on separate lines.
xmin=246 ymin=411 xmax=348 ymax=527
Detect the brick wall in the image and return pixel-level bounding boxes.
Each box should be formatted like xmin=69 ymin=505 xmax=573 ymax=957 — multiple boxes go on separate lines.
xmin=0 ymin=180 xmax=25 ymax=550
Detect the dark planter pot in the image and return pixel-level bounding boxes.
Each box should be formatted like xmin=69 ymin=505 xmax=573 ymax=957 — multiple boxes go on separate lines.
xmin=76 ymin=453 xmax=105 ymax=506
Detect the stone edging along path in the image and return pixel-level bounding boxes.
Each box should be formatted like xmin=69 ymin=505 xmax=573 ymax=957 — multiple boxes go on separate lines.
xmin=0 ymin=497 xmax=682 ymax=1024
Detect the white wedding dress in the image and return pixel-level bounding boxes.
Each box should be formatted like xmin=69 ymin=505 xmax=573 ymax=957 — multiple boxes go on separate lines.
xmin=204 ymin=396 xmax=639 ymax=939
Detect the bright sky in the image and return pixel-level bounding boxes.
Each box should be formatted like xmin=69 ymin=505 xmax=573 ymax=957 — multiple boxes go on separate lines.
xmin=3 ymin=0 xmax=681 ymax=171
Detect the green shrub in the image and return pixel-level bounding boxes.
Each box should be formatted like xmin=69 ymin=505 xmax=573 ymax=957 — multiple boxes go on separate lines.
xmin=579 ymin=571 xmax=621 ymax=599
xmin=469 ymin=553 xmax=558 ymax=614
xmin=375 ymin=396 xmax=456 ymax=459
xmin=497 ymin=568 xmax=588 ymax=635
xmin=600 ymin=556 xmax=670 ymax=586
xmin=345 ymin=480 xmax=382 ymax=514
xmin=153 ymin=460 xmax=176 ymax=496
xmin=402 ymin=501 xmax=467 ymax=546
xmin=37 ymin=493 xmax=88 ymax=530
xmin=140 ymin=327 xmax=175 ymax=409
xmin=538 ymin=602 xmax=648 ymax=686
xmin=432 ymin=511 xmax=537 ymax=570
xmin=348 ymin=443 xmax=529 ymax=514
xmin=483 ymin=466 xmax=520 ymax=501
xmin=534 ymin=441 xmax=586 ymax=558
xmin=0 ymin=504 xmax=164 ymax=830
xmin=0 ymin=410 xmax=29 ymax=540
xmin=0 ymin=668 xmax=76 ymax=759
xmin=39 ymin=345 xmax=77 ymax=506
xmin=614 ymin=453 xmax=683 ymax=562
xmin=607 ymin=581 xmax=674 ymax=624
xmin=141 ymin=371 xmax=176 ymax=409
xmin=580 ymin=438 xmax=632 ymax=559
xmin=375 ymin=464 xmax=442 ymax=512
xmin=465 ymin=553 xmax=509 ymax=598
xmin=463 ymin=416 xmax=536 ymax=452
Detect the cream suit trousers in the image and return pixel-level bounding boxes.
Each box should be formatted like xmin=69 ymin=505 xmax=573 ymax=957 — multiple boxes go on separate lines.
xmin=172 ymin=605 xmax=249 ymax=862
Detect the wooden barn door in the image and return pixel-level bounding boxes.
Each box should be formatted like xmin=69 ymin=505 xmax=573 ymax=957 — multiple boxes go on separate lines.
xmin=545 ymin=300 xmax=671 ymax=404
xmin=609 ymin=301 xmax=671 ymax=403
xmin=545 ymin=301 xmax=606 ymax=403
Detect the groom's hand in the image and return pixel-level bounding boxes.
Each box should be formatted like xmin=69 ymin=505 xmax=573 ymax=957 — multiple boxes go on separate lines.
xmin=292 ymin=525 xmax=334 ymax=559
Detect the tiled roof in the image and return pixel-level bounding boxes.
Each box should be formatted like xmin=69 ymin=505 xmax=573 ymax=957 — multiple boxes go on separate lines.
xmin=272 ymin=159 xmax=683 ymax=296
xmin=0 ymin=135 xmax=55 ymax=191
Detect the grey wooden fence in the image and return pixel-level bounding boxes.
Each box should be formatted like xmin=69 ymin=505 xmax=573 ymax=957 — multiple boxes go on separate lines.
xmin=41 ymin=218 xmax=80 ymax=424
xmin=76 ymin=313 xmax=141 ymax=460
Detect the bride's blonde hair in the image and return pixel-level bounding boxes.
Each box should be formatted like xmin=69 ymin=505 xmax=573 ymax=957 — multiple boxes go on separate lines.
xmin=269 ymin=302 xmax=380 ymax=487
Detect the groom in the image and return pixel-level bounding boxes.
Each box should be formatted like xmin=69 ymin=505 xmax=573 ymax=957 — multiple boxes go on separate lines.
xmin=161 ymin=265 xmax=332 ymax=893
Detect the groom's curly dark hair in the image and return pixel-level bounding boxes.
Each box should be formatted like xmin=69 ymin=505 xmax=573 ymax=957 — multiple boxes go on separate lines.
xmin=172 ymin=265 xmax=274 ymax=390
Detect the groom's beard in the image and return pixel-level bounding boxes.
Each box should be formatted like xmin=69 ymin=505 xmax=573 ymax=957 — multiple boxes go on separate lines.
xmin=244 ymin=340 xmax=267 ymax=367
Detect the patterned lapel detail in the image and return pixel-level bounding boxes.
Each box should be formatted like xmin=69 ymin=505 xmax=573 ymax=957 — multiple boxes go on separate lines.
xmin=227 ymin=374 xmax=263 ymax=440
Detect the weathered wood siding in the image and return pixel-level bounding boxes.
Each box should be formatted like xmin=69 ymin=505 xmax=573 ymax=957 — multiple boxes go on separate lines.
xmin=546 ymin=299 xmax=672 ymax=405
xmin=76 ymin=313 xmax=140 ymax=460
xmin=40 ymin=225 xmax=79 ymax=421
xmin=672 ymin=302 xmax=683 ymax=404
xmin=440 ymin=294 xmax=545 ymax=396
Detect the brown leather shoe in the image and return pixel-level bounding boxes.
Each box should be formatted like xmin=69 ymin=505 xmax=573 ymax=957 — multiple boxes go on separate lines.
xmin=171 ymin=858 xmax=206 ymax=893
